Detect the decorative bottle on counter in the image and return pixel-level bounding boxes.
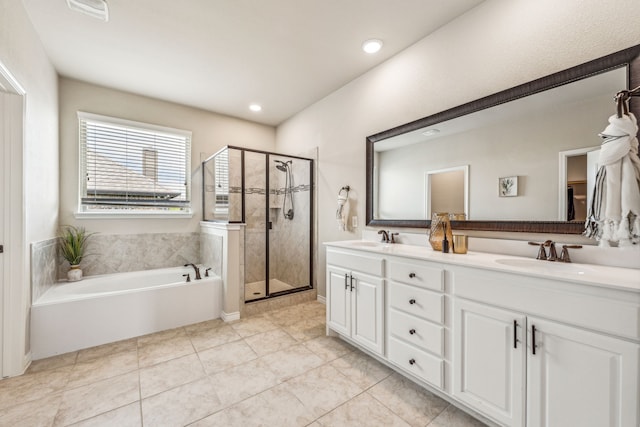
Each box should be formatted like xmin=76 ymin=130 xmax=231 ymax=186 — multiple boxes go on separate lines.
xmin=428 ymin=212 xmax=453 ymax=251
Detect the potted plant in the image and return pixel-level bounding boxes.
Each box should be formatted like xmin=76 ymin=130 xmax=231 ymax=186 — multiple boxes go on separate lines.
xmin=59 ymin=225 xmax=94 ymax=281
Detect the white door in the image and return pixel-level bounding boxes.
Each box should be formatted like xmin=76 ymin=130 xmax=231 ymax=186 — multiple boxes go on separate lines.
xmin=326 ymin=266 xmax=350 ymax=336
xmin=527 ymin=317 xmax=640 ymax=427
xmin=351 ymin=272 xmax=384 ymax=355
xmin=453 ymin=299 xmax=526 ymax=427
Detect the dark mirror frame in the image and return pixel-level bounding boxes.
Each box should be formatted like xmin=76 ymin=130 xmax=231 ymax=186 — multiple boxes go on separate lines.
xmin=366 ymin=44 xmax=640 ymax=234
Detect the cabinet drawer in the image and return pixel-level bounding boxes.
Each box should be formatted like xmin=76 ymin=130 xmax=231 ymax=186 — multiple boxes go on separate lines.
xmin=388 ymin=261 xmax=443 ymax=291
xmin=327 ymin=250 xmax=383 ymax=276
xmin=389 ymin=308 xmax=443 ymax=357
xmin=389 ymin=282 xmax=443 ymax=323
xmin=388 ymin=336 xmax=443 ymax=389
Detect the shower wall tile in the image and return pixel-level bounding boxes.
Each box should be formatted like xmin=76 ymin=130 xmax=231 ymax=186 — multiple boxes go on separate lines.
xmin=200 ymin=233 xmax=223 ymax=276
xmin=31 ymin=238 xmax=58 ymax=303
xmin=57 ymin=232 xmax=201 ymax=280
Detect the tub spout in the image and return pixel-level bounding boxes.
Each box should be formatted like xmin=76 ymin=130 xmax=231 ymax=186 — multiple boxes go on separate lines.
xmin=184 ymin=263 xmax=202 ymax=280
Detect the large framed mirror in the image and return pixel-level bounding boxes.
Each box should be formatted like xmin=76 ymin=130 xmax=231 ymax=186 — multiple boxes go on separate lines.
xmin=366 ymin=44 xmax=640 ymax=233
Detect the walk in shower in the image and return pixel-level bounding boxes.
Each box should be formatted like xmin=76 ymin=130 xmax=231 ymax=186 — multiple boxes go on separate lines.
xmin=203 ymin=146 xmax=313 ymax=302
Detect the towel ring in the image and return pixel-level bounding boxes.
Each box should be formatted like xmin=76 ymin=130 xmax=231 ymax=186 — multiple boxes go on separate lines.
xmin=615 ymin=85 xmax=640 ymax=118
xmin=338 ymin=186 xmax=350 ymax=197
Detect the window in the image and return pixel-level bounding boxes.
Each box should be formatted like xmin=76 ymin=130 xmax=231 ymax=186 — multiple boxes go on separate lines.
xmin=78 ymin=112 xmax=192 ymax=216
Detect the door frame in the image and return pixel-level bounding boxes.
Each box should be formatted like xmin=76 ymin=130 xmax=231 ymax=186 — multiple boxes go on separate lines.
xmin=0 ymin=60 xmax=27 ymax=378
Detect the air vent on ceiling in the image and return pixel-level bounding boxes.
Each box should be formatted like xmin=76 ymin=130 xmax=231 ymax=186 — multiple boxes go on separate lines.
xmin=66 ymin=0 xmax=109 ymax=22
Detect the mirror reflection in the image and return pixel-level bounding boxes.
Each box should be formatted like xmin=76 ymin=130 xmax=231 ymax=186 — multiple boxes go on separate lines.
xmin=372 ymin=66 xmax=626 ymax=222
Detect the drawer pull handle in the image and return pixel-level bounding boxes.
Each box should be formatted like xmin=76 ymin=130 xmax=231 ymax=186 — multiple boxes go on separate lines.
xmin=532 ymin=324 xmax=537 ymax=355
xmin=409 ymin=358 xmax=416 ymax=365
xmin=409 ymin=299 xmax=416 ymax=305
xmin=409 ymin=272 xmax=416 ymax=278
xmin=344 ymin=273 xmax=349 ymax=290
xmin=409 ymin=329 xmax=416 ymax=335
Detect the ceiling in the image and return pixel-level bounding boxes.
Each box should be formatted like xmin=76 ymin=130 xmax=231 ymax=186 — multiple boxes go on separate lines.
xmin=21 ymin=0 xmax=483 ymax=126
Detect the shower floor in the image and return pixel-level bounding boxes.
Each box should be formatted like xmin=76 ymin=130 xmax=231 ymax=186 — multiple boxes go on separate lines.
xmin=245 ymin=278 xmax=294 ymax=300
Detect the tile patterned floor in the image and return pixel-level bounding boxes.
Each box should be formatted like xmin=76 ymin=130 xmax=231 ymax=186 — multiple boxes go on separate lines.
xmin=0 ymin=301 xmax=488 ymax=427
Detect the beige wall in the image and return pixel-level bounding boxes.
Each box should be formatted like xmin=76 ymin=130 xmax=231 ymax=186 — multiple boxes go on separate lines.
xmin=59 ymin=78 xmax=276 ymax=234
xmin=276 ymin=0 xmax=640 ymax=296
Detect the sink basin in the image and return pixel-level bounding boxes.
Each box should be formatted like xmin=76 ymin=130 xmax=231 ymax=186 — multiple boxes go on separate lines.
xmin=348 ymin=241 xmax=384 ymax=248
xmin=494 ymin=258 xmax=592 ymax=274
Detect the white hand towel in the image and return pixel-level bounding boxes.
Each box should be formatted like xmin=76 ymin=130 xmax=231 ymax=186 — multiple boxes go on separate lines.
xmin=587 ymin=113 xmax=640 ymax=246
xmin=337 ymin=194 xmax=349 ymax=231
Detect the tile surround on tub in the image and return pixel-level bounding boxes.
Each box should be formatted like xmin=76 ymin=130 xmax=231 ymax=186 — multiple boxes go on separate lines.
xmin=57 ymin=232 xmax=201 ymax=280
xmin=30 ymin=238 xmax=58 ymax=303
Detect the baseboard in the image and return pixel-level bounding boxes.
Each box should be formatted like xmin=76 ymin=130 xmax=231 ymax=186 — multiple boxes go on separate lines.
xmin=221 ymin=311 xmax=240 ymax=322
xmin=316 ymin=295 xmax=326 ymax=304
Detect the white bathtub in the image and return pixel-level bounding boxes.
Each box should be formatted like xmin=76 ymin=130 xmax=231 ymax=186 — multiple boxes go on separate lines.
xmin=31 ymin=266 xmax=222 ymax=359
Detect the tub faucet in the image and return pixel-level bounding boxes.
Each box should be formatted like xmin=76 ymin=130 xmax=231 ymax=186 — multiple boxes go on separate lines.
xmin=184 ymin=263 xmax=201 ymax=280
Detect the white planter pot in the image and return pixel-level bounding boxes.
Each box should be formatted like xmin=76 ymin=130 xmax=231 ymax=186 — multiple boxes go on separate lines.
xmin=67 ymin=265 xmax=83 ymax=282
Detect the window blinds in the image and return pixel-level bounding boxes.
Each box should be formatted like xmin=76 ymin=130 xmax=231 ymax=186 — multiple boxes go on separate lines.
xmin=78 ymin=112 xmax=191 ymax=211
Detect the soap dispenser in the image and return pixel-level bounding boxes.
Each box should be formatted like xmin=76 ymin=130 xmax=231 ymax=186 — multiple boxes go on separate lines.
xmin=442 ymin=223 xmax=450 ymax=253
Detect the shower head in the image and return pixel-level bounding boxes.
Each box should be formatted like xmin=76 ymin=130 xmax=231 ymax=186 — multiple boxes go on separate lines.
xmin=274 ymin=159 xmax=291 ymax=172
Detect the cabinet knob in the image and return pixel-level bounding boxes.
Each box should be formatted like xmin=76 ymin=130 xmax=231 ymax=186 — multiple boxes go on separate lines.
xmin=409 ymin=299 xmax=416 ymax=305
xmin=409 ymin=358 xmax=416 ymax=365
xmin=409 ymin=272 xmax=416 ymax=278
xmin=409 ymin=329 xmax=416 ymax=335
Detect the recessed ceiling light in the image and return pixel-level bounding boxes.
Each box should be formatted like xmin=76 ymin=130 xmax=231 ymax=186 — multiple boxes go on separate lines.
xmin=362 ymin=39 xmax=383 ymax=54
xmin=422 ymin=129 xmax=441 ymax=137
xmin=66 ymin=0 xmax=109 ymax=21
xmin=249 ymin=104 xmax=262 ymax=112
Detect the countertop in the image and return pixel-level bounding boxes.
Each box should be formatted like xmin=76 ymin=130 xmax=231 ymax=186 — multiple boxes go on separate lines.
xmin=324 ymin=240 xmax=640 ymax=293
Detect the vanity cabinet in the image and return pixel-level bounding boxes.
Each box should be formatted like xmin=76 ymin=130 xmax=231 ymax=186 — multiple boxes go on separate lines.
xmin=324 ymin=241 xmax=639 ymax=427
xmin=452 ymin=266 xmax=640 ymax=427
xmin=386 ymin=259 xmax=446 ymax=389
xmin=326 ymin=250 xmax=384 ymax=355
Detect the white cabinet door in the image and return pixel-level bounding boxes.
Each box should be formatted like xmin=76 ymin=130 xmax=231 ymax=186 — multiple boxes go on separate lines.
xmin=327 ymin=266 xmax=350 ymax=336
xmin=527 ymin=317 xmax=640 ymax=427
xmin=351 ymin=272 xmax=384 ymax=355
xmin=453 ymin=299 xmax=526 ymax=427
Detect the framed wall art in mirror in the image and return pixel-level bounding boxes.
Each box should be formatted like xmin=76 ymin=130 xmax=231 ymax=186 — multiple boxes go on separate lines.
xmin=366 ymin=44 xmax=640 ymax=233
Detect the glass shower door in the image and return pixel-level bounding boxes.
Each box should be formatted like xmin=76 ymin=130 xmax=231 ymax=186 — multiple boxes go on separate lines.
xmin=268 ymin=155 xmax=312 ymax=295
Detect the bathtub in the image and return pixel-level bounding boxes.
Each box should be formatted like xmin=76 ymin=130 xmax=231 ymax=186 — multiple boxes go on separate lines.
xmin=31 ymin=266 xmax=222 ymax=359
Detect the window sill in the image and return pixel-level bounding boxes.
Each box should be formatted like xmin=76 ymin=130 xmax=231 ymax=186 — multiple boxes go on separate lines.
xmin=74 ymin=211 xmax=193 ymax=220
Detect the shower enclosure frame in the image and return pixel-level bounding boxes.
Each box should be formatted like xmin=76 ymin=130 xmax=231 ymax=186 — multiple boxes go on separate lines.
xmin=202 ymin=145 xmax=315 ymax=302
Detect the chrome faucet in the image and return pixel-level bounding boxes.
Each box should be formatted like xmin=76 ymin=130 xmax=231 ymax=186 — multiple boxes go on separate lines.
xmin=545 ymin=240 xmax=558 ymax=261
xmin=378 ymin=230 xmax=390 ymax=243
xmin=184 ymin=263 xmax=201 ymax=280
xmin=559 ymin=245 xmax=582 ymax=263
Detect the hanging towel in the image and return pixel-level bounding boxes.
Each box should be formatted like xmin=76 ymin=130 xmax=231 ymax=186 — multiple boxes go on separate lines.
xmin=584 ymin=113 xmax=640 ymax=246
xmin=336 ymin=188 xmax=350 ymax=231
